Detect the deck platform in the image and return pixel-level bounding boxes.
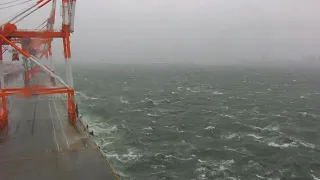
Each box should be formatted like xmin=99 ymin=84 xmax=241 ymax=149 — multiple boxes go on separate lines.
xmin=0 ymin=73 xmax=119 ymax=180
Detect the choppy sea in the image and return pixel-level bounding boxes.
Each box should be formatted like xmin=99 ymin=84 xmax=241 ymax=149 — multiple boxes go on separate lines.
xmin=56 ymin=63 xmax=320 ymax=180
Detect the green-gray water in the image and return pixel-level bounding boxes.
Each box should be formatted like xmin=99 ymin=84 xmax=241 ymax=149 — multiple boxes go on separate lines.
xmin=57 ymin=63 xmax=320 ymax=180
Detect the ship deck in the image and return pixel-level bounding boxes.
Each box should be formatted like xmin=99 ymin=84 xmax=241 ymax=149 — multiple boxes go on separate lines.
xmin=0 ymin=73 xmax=119 ymax=180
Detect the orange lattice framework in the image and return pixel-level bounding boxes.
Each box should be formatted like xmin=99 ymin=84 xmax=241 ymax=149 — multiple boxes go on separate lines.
xmin=0 ymin=0 xmax=77 ymax=129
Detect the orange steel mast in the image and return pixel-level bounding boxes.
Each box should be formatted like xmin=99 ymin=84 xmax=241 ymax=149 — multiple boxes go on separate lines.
xmin=0 ymin=0 xmax=78 ymax=129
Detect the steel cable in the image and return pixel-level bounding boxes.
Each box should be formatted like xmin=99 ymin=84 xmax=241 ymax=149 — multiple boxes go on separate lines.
xmin=0 ymin=0 xmax=32 ymax=10
xmin=0 ymin=0 xmax=25 ymax=6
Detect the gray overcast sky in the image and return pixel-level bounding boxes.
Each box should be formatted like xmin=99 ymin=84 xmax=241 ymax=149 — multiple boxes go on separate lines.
xmin=1 ymin=0 xmax=320 ymax=64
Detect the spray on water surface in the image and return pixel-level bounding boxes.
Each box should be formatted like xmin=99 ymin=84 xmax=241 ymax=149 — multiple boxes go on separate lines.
xmin=56 ymin=63 xmax=320 ymax=180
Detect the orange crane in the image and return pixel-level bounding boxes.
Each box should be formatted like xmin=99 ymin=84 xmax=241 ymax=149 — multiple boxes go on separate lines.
xmin=0 ymin=2 xmax=121 ymax=179
xmin=0 ymin=0 xmax=77 ymax=129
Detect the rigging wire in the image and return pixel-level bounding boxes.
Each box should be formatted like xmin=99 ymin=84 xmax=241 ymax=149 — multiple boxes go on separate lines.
xmin=0 ymin=0 xmax=25 ymax=6
xmin=34 ymin=19 xmax=48 ymax=30
xmin=0 ymin=0 xmax=32 ymax=11
xmin=13 ymin=0 xmax=52 ymax=24
xmin=1 ymin=0 xmax=33 ymax=23
xmin=0 ymin=1 xmax=39 ymax=26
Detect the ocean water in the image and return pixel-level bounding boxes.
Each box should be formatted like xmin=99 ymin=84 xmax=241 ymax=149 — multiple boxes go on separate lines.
xmin=57 ymin=63 xmax=320 ymax=180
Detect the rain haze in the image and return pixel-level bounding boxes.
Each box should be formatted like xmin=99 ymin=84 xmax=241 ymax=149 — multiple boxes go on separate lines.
xmin=2 ymin=1 xmax=320 ymax=180
xmin=2 ymin=0 xmax=320 ymax=64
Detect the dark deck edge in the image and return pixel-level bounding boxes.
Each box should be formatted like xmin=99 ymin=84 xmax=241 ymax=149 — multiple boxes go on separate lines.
xmin=75 ymin=116 xmax=121 ymax=180
xmin=59 ymin=94 xmax=121 ymax=180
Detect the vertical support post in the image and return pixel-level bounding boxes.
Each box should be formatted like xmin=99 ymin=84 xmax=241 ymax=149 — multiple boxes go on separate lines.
xmin=21 ymin=38 xmax=31 ymax=86
xmin=62 ymin=0 xmax=70 ymax=86
xmin=0 ymin=27 xmax=4 ymax=90
xmin=0 ymin=91 xmax=8 ymax=129
xmin=70 ymin=0 xmax=76 ymax=33
xmin=49 ymin=53 xmax=56 ymax=86
xmin=0 ymin=27 xmax=2 ymax=61
xmin=0 ymin=28 xmax=7 ymax=130
xmin=63 ymin=0 xmax=76 ymax=123
xmin=50 ymin=0 xmax=57 ymax=28
xmin=48 ymin=42 xmax=53 ymax=71
xmin=66 ymin=56 xmax=73 ymax=87
xmin=67 ymin=90 xmax=75 ymax=124
xmin=49 ymin=0 xmax=56 ymax=87
xmin=63 ymin=39 xmax=69 ymax=85
xmin=22 ymin=57 xmax=29 ymax=86
xmin=62 ymin=0 xmax=74 ymax=88
xmin=0 ymin=57 xmax=4 ymax=90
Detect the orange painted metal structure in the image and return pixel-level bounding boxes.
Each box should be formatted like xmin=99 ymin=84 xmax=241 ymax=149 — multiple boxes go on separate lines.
xmin=0 ymin=85 xmax=75 ymax=129
xmin=0 ymin=1 xmax=122 ymax=179
xmin=0 ymin=0 xmax=77 ymax=129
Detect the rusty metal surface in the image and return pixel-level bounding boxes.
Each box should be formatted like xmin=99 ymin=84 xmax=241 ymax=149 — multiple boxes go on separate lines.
xmin=0 ymin=74 xmax=118 ymax=180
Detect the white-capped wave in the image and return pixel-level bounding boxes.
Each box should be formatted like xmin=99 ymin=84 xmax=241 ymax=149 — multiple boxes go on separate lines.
xmin=204 ymin=126 xmax=215 ymax=130
xmin=75 ymin=91 xmax=100 ymax=100
xmin=247 ymin=134 xmax=263 ymax=140
xmin=195 ymin=159 xmax=236 ymax=180
xmin=212 ymin=91 xmax=223 ymax=95
xmin=268 ymin=141 xmax=297 ymax=149
xmin=298 ymin=112 xmax=316 ymax=119
xmin=250 ymin=125 xmax=279 ymax=132
xmin=312 ymin=174 xmax=320 ymax=180
xmin=299 ymin=141 xmax=316 ymax=149
xmin=143 ymin=126 xmax=153 ymax=131
xmin=147 ymin=113 xmax=161 ymax=117
xmin=106 ymin=148 xmax=142 ymax=164
xmin=120 ymin=96 xmax=129 ymax=104
xmin=220 ymin=114 xmax=235 ymax=119
xmin=224 ymin=133 xmax=239 ymax=140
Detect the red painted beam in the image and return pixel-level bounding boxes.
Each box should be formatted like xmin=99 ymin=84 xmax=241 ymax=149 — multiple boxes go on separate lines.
xmin=0 ymin=27 xmax=2 ymax=61
xmin=3 ymin=31 xmax=64 ymax=38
